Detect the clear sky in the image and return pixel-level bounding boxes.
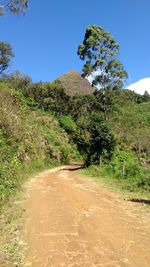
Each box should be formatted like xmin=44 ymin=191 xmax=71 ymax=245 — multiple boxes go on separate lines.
xmin=1 ymin=0 xmax=150 ymax=86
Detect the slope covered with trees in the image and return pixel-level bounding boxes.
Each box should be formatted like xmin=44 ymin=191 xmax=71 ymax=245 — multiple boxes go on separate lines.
xmin=0 ymin=81 xmax=79 ymax=204
xmin=2 ymin=69 xmax=149 ymax=196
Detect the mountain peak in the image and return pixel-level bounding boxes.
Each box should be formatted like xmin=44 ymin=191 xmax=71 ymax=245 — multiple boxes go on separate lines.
xmin=56 ymin=71 xmax=95 ymax=96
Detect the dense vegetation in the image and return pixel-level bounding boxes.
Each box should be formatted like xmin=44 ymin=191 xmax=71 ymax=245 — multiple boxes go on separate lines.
xmin=1 ymin=69 xmax=150 ymax=197
xmin=0 ymin=81 xmax=80 ymax=204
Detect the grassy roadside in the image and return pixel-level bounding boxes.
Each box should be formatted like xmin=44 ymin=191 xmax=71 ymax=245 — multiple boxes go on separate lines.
xmin=0 ymin=193 xmax=24 ymax=267
xmin=79 ymin=164 xmax=150 ymax=201
xmin=0 ymin=162 xmax=57 ymax=267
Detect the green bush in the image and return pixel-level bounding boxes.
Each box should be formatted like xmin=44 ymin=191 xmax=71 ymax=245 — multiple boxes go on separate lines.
xmin=83 ymin=148 xmax=150 ymax=195
xmin=59 ymin=115 xmax=77 ymax=135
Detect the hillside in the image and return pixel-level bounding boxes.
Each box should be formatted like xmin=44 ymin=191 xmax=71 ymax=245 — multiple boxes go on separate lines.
xmin=90 ymin=99 xmax=150 ymax=194
xmin=0 ymin=76 xmax=150 ymax=202
xmin=0 ymin=82 xmax=79 ymax=204
xmin=109 ymin=101 xmax=150 ymax=152
xmin=56 ymin=70 xmax=95 ymax=96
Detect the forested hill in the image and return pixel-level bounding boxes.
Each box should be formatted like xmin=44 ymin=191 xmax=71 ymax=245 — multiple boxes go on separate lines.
xmin=0 ymin=68 xmax=150 ymax=206
xmin=0 ymin=71 xmax=150 ymax=203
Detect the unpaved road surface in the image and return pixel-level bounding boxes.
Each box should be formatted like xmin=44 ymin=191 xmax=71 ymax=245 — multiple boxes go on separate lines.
xmin=23 ymin=165 xmax=150 ymax=267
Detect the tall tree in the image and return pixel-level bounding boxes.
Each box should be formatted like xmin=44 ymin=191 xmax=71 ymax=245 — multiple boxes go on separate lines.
xmin=0 ymin=42 xmax=14 ymax=74
xmin=76 ymin=112 xmax=115 ymax=166
xmin=0 ymin=0 xmax=28 ymax=15
xmin=78 ymin=25 xmax=128 ymax=90
xmin=86 ymin=112 xmax=115 ymax=166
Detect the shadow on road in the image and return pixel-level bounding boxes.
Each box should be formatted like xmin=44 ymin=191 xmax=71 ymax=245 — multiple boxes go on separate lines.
xmin=61 ymin=164 xmax=84 ymax=172
xmin=129 ymin=198 xmax=150 ymax=205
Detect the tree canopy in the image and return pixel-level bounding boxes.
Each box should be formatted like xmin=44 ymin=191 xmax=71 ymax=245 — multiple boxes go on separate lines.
xmin=78 ymin=25 xmax=128 ymax=90
xmin=0 ymin=42 xmax=14 ymax=74
xmin=75 ymin=112 xmax=115 ymax=166
xmin=0 ymin=0 xmax=28 ymax=15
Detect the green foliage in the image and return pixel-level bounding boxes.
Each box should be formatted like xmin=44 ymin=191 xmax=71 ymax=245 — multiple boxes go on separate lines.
xmin=104 ymin=148 xmax=150 ymax=193
xmin=2 ymin=71 xmax=32 ymax=90
xmin=59 ymin=115 xmax=78 ymax=135
xmin=68 ymin=94 xmax=95 ymax=120
xmin=78 ymin=25 xmax=128 ymax=89
xmin=0 ymin=42 xmax=14 ymax=74
xmin=20 ymin=81 xmax=70 ymax=114
xmin=85 ymin=113 xmax=116 ymax=166
xmin=105 ymin=149 xmax=141 ymax=178
xmin=109 ymin=101 xmax=150 ymax=155
xmin=0 ymin=83 xmax=79 ymax=204
xmin=83 ymin=148 xmax=150 ymax=195
xmin=0 ymin=51 xmax=149 ymax=200
xmin=93 ymin=88 xmax=149 ymax=119
xmin=74 ymin=112 xmax=115 ymax=166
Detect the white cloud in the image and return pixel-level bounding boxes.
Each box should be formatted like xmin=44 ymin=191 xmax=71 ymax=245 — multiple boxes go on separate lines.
xmin=87 ymin=70 xmax=101 ymax=83
xmin=127 ymin=78 xmax=150 ymax=95
xmin=87 ymin=70 xmax=104 ymax=89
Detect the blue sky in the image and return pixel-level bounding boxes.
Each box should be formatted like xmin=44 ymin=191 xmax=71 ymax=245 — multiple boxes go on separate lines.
xmin=1 ymin=0 xmax=150 ymax=86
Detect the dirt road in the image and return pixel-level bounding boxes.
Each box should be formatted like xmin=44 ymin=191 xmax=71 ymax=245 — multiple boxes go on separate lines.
xmin=23 ymin=165 xmax=150 ymax=267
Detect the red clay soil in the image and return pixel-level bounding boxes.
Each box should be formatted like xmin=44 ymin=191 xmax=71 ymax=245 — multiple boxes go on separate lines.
xmin=23 ymin=165 xmax=150 ymax=267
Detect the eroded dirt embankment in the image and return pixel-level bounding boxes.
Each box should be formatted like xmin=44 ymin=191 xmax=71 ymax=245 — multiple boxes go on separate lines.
xmin=23 ymin=165 xmax=150 ymax=267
